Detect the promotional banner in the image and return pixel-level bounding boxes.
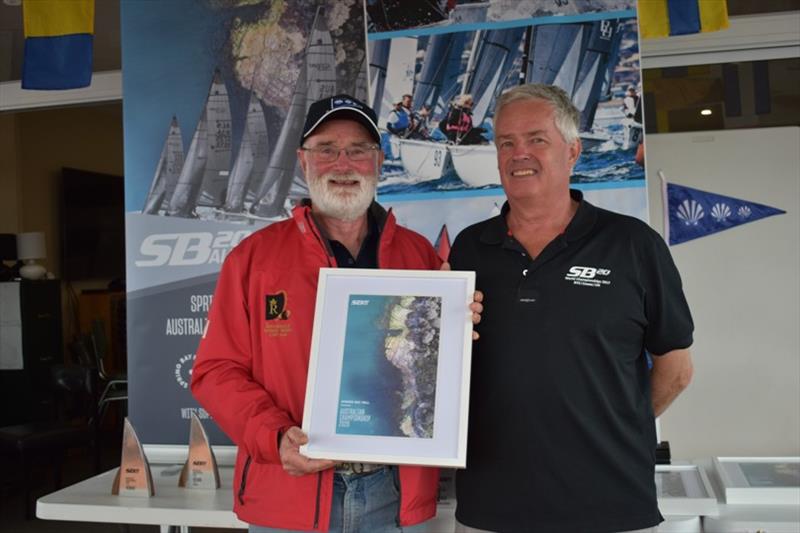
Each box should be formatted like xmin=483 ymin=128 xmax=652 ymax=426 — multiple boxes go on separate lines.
xmin=368 ymin=0 xmax=647 ymax=247
xmin=123 ymin=0 xmax=646 ymax=447
xmin=122 ymin=0 xmax=367 ymax=445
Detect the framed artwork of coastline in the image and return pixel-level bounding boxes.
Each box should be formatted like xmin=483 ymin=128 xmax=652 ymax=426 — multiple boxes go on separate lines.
xmin=301 ymin=268 xmax=475 ymax=467
xmin=714 ymin=457 xmax=800 ymax=505
xmin=654 ymin=465 xmax=718 ymax=516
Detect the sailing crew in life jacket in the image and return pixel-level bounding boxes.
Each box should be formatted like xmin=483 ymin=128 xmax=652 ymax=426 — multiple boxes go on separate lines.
xmin=439 ymin=94 xmax=486 ymax=145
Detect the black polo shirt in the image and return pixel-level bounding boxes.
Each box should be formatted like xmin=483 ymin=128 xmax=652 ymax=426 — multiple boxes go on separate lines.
xmin=450 ymin=190 xmax=693 ymax=533
xmin=327 ymin=211 xmax=379 ymax=269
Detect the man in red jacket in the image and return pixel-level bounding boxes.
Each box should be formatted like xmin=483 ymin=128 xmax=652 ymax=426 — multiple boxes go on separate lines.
xmin=192 ymin=94 xmax=480 ymax=532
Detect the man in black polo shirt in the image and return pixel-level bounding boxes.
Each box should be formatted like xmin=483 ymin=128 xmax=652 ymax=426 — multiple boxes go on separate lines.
xmin=450 ymin=84 xmax=694 ymax=533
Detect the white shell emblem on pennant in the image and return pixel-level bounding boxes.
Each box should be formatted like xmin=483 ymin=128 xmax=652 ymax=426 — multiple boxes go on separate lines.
xmin=676 ymin=199 xmax=704 ymax=226
xmin=738 ymin=205 xmax=752 ymax=218
xmin=711 ymin=203 xmax=731 ymax=222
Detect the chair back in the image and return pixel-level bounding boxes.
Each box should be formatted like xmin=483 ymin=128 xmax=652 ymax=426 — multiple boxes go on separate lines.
xmin=90 ymin=319 xmax=112 ymax=380
xmin=50 ymin=365 xmax=97 ymax=424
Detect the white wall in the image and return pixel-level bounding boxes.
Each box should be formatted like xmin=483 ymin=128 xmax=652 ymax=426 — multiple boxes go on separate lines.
xmin=645 ymin=127 xmax=800 ymax=459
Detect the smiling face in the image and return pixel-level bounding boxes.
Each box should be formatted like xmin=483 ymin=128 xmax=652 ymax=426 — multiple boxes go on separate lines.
xmin=494 ymin=98 xmax=581 ymax=206
xmin=298 ymin=118 xmax=383 ymax=221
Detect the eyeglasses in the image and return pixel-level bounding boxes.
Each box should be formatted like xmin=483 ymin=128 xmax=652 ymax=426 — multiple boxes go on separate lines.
xmin=301 ymin=144 xmax=380 ymax=163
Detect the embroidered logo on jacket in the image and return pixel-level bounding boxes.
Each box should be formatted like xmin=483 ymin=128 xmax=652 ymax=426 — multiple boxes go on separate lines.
xmin=564 ymin=266 xmax=612 ymax=287
xmin=264 ymin=291 xmax=292 ymax=337
xmin=266 ymin=291 xmax=291 ymax=320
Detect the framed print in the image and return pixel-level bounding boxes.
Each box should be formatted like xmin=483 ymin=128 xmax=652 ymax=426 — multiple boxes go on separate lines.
xmin=301 ymin=268 xmax=475 ymax=467
xmin=714 ymin=457 xmax=800 ymax=505
xmin=655 ymin=465 xmax=718 ymax=516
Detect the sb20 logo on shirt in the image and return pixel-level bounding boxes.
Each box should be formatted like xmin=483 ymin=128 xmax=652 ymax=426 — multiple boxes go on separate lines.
xmin=565 ymin=266 xmax=612 ymax=288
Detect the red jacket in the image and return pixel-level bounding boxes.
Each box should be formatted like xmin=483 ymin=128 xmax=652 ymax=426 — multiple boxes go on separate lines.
xmin=192 ymin=202 xmax=442 ymax=530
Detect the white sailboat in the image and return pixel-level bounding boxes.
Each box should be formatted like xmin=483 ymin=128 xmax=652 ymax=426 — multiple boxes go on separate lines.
xmin=142 ymin=116 xmax=184 ymax=214
xmin=398 ymin=138 xmax=454 ymax=182
xmin=448 ymin=144 xmax=498 ymax=188
xmin=447 ymin=29 xmax=522 ymax=188
xmin=450 ymin=20 xmax=623 ymax=188
xmin=395 ymin=32 xmax=474 ymax=183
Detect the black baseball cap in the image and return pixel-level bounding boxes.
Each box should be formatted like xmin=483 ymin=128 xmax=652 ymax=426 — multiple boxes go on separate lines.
xmin=300 ymin=94 xmax=381 ymax=146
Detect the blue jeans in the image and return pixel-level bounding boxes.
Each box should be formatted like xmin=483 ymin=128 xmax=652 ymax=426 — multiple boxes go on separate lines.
xmin=249 ymin=467 xmax=425 ymax=533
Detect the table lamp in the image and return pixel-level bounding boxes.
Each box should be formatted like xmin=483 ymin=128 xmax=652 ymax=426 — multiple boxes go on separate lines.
xmin=16 ymin=231 xmax=47 ymax=280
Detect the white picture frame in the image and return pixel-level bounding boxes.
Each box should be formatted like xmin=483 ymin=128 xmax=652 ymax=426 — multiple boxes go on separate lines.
xmin=655 ymin=464 xmax=719 ymax=517
xmin=301 ymin=268 xmax=475 ymax=467
xmin=713 ymin=457 xmax=800 ymax=505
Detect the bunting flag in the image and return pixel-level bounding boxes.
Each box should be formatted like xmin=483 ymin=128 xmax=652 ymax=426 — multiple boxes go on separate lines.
xmin=660 ymin=172 xmax=786 ymax=245
xmin=22 ymin=0 xmax=95 ymax=90
xmin=435 ymin=224 xmax=451 ymax=262
xmin=638 ymin=0 xmax=729 ymax=39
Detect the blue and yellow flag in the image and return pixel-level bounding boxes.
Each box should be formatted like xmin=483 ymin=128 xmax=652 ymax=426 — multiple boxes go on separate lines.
xmin=22 ymin=0 xmax=95 ymax=90
xmin=639 ymin=0 xmax=729 ymax=39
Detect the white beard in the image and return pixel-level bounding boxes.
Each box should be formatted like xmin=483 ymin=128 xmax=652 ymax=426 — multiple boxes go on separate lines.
xmin=307 ymin=171 xmax=377 ymax=221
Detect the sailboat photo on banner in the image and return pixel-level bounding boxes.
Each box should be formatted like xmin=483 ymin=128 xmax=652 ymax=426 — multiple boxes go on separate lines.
xmin=374 ymin=16 xmax=642 ymax=196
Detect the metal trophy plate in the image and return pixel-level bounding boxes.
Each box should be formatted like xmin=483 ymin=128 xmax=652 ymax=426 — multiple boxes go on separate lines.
xmin=112 ymin=418 xmax=155 ymax=496
xmin=179 ymin=412 xmax=221 ymax=489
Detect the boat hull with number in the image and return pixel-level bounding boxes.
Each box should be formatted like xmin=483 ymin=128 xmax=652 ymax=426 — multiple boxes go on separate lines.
xmin=398 ymin=139 xmax=453 ymax=182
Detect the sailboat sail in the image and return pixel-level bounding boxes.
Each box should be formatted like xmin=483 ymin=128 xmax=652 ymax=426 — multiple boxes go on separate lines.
xmin=466 ymin=28 xmax=524 ymax=127
xmin=225 ymin=93 xmax=269 ymax=212
xmin=573 ymin=20 xmax=619 ymax=130
xmin=225 ymin=129 xmax=255 ymax=213
xmin=414 ymin=33 xmax=454 ymax=110
xmin=252 ymin=7 xmax=337 ymax=218
xmin=167 ymin=111 xmax=209 ymax=217
xmin=197 ymin=69 xmax=233 ymax=207
xmin=368 ymin=39 xmax=390 ymax=117
xmin=600 ymin=22 xmax=624 ymax=102
xmin=527 ymin=24 xmax=584 ymax=95
xmin=526 ymin=20 xmax=619 ymax=132
xmin=353 ymin=57 xmax=368 ymax=103
xmin=142 ymin=116 xmax=184 ymax=214
xmin=251 ymin=67 xmax=308 ymax=218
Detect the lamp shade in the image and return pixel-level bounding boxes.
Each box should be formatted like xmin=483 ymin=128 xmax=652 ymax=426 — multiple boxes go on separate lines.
xmin=16 ymin=232 xmax=46 ymax=261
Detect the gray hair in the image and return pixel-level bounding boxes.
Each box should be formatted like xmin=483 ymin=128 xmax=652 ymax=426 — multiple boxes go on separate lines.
xmin=495 ymin=84 xmax=580 ymax=144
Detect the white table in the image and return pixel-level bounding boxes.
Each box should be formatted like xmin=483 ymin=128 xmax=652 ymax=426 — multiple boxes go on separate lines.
xmin=37 ymin=461 xmax=799 ymax=532
xmin=37 ymin=464 xmax=247 ymax=532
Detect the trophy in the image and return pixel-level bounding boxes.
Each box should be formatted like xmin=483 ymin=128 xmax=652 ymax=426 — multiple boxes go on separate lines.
xmin=178 ymin=412 xmax=221 ymax=489
xmin=112 ymin=418 xmax=155 ymax=497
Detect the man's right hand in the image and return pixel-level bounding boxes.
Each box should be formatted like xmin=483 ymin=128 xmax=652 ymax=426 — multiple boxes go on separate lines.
xmin=279 ymin=426 xmax=337 ymax=476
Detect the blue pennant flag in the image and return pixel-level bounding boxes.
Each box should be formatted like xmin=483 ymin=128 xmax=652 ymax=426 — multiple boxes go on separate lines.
xmin=666 ymin=183 xmax=785 ymax=245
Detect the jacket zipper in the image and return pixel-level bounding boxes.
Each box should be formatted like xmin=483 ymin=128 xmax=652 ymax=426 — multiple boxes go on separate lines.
xmin=237 ymin=456 xmax=252 ymax=505
xmin=313 ymin=471 xmax=322 ymax=529
xmin=395 ymin=466 xmax=403 ymax=527
xmin=305 ymin=211 xmax=337 ymax=267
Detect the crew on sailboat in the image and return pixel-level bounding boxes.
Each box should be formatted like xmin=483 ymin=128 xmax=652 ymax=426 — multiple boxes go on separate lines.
xmin=407 ymin=104 xmax=432 ymax=139
xmin=439 ymin=94 xmax=486 ymax=145
xmin=386 ymin=94 xmax=414 ymax=136
xmin=621 ymin=86 xmax=640 ymax=120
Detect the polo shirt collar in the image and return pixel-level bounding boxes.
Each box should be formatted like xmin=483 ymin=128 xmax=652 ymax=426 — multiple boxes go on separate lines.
xmin=479 ymin=189 xmax=597 ymax=246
